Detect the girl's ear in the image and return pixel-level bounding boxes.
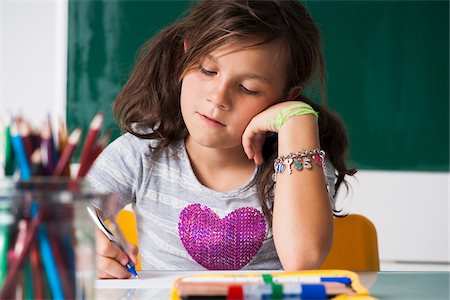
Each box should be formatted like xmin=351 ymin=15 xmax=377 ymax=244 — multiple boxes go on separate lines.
xmin=286 ymin=85 xmax=303 ymax=100
xmin=184 ymin=40 xmax=190 ymax=53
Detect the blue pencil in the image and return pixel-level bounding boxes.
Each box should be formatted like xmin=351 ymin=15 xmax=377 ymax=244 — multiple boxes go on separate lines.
xmin=38 ymin=223 xmax=64 ymax=299
xmin=10 ymin=123 xmax=31 ymax=179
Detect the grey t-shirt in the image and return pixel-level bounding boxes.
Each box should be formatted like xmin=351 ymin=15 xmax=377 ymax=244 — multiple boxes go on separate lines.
xmin=87 ymin=133 xmax=336 ymax=270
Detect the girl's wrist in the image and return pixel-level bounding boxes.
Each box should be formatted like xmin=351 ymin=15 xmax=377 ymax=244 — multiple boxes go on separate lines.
xmin=277 ymin=113 xmax=320 ymax=152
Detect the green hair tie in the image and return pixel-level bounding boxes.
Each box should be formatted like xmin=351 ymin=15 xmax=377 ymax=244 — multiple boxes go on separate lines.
xmin=272 ymin=103 xmax=318 ymax=130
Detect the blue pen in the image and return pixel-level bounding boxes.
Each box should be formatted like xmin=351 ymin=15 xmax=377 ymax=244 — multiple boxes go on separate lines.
xmin=86 ymin=207 xmax=139 ymax=279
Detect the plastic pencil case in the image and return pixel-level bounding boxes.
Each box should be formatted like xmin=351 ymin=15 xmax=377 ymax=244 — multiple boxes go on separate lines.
xmin=171 ymin=269 xmax=377 ymax=300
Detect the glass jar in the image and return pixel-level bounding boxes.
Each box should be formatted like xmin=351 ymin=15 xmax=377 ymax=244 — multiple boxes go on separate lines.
xmin=0 ymin=178 xmax=102 ymax=300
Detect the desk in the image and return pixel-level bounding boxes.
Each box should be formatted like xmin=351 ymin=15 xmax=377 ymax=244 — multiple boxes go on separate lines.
xmin=96 ymin=271 xmax=450 ymax=300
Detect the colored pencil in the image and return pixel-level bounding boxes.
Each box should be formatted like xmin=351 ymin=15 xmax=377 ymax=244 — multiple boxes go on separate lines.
xmin=0 ymin=211 xmax=42 ymax=300
xmin=29 ymin=239 xmax=45 ymax=299
xmin=52 ymin=128 xmax=81 ymax=177
xmin=57 ymin=119 xmax=70 ymax=176
xmin=3 ymin=118 xmax=15 ymax=176
xmin=10 ymin=123 xmax=31 ymax=180
xmin=16 ymin=116 xmax=34 ymax=160
xmin=40 ymin=121 xmax=56 ymax=175
xmin=83 ymin=129 xmax=111 ymax=175
xmin=48 ymin=230 xmax=74 ymax=299
xmin=57 ymin=119 xmax=68 ymax=155
xmin=0 ymin=212 xmax=10 ymax=288
xmin=30 ymin=148 xmax=43 ymax=177
xmin=37 ymin=222 xmax=64 ymax=299
xmin=77 ymin=113 xmax=103 ymax=178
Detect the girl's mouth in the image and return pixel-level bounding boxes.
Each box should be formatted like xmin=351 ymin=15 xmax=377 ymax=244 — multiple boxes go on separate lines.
xmin=198 ymin=113 xmax=225 ymax=128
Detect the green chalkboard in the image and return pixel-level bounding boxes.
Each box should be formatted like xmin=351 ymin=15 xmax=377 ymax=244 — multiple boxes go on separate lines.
xmin=67 ymin=0 xmax=449 ymax=171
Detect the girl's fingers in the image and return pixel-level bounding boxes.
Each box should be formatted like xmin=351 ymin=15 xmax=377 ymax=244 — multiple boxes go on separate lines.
xmin=96 ymin=255 xmax=131 ymax=279
xmin=95 ymin=226 xmax=136 ymax=278
xmin=125 ymin=243 xmax=139 ymax=265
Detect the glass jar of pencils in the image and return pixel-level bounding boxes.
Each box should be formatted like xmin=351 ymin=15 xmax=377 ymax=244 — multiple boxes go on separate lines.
xmin=0 ymin=178 xmax=104 ymax=300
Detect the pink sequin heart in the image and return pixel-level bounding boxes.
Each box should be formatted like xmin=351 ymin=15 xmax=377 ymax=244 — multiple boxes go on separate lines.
xmin=178 ymin=204 xmax=266 ymax=270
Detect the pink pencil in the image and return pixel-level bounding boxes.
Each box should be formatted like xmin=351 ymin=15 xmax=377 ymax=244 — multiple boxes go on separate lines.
xmin=52 ymin=128 xmax=81 ymax=177
xmin=76 ymin=113 xmax=103 ymax=178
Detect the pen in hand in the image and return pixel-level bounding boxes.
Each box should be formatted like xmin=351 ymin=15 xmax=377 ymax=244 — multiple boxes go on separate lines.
xmin=87 ymin=206 xmax=139 ymax=279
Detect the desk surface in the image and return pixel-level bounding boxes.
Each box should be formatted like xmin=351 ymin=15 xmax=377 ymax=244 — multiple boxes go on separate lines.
xmin=96 ymin=270 xmax=450 ymax=300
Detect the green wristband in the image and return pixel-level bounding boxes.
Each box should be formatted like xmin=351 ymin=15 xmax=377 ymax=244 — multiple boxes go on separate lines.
xmin=272 ymin=103 xmax=318 ymax=130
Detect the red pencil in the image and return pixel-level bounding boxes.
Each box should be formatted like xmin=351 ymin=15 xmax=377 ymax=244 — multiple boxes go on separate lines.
xmin=52 ymin=128 xmax=81 ymax=177
xmin=29 ymin=240 xmax=45 ymax=299
xmin=76 ymin=113 xmax=103 ymax=178
xmin=16 ymin=116 xmax=34 ymax=160
xmin=0 ymin=211 xmax=43 ymax=300
xmin=83 ymin=130 xmax=111 ymax=175
xmin=48 ymin=231 xmax=74 ymax=299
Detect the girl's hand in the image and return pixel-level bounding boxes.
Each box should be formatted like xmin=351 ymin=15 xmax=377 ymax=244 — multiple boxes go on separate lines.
xmin=95 ymin=227 xmax=139 ymax=279
xmin=242 ymin=101 xmax=301 ymax=165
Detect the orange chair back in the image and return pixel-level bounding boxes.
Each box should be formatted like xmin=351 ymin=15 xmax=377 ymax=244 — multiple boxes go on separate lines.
xmin=321 ymin=214 xmax=380 ymax=271
xmin=116 ymin=209 xmax=141 ymax=270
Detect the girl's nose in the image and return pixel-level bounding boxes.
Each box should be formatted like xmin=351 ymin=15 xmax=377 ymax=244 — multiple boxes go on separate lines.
xmin=207 ymin=81 xmax=231 ymax=110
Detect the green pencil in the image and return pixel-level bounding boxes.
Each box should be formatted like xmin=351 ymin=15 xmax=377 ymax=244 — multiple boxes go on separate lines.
xmin=0 ymin=210 xmax=11 ymax=289
xmin=4 ymin=121 xmax=16 ymax=176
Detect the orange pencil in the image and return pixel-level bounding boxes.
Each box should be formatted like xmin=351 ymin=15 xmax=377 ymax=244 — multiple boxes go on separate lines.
xmin=57 ymin=120 xmax=70 ymax=177
xmin=57 ymin=119 xmax=68 ymax=154
xmin=52 ymin=128 xmax=81 ymax=177
xmin=76 ymin=113 xmax=103 ymax=178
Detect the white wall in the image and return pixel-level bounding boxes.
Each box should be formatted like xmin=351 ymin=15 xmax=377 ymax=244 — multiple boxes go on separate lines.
xmin=0 ymin=0 xmax=68 ymax=127
xmin=336 ymin=171 xmax=449 ymax=263
xmin=1 ymin=0 xmax=449 ymax=270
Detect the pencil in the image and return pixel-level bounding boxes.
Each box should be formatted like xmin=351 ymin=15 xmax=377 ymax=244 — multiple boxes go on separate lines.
xmin=37 ymin=222 xmax=64 ymax=299
xmin=52 ymin=128 xmax=81 ymax=177
xmin=83 ymin=129 xmax=111 ymax=175
xmin=10 ymin=122 xmax=31 ymax=180
xmin=16 ymin=116 xmax=34 ymax=160
xmin=77 ymin=113 xmax=103 ymax=178
xmin=40 ymin=121 xmax=57 ymax=175
xmin=30 ymin=148 xmax=43 ymax=177
xmin=29 ymin=239 xmax=45 ymax=299
xmin=0 ymin=211 xmax=42 ymax=300
xmin=57 ymin=120 xmax=70 ymax=177
xmin=0 ymin=213 xmax=10 ymax=288
xmin=3 ymin=117 xmax=15 ymax=176
xmin=48 ymin=230 xmax=74 ymax=299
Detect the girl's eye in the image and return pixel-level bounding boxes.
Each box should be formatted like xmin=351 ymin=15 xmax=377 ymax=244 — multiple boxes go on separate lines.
xmin=200 ymin=67 xmax=216 ymax=76
xmin=240 ymin=85 xmax=259 ymax=95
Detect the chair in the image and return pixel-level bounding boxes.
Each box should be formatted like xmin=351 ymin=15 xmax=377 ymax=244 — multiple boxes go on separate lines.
xmin=116 ymin=209 xmax=141 ymax=270
xmin=321 ymin=214 xmax=380 ymax=271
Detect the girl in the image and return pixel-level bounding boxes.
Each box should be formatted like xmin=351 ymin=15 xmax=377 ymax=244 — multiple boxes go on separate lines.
xmin=88 ymin=0 xmax=356 ymax=278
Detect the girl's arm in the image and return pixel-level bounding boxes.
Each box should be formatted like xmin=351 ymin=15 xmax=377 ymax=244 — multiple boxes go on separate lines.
xmin=242 ymin=101 xmax=333 ymax=271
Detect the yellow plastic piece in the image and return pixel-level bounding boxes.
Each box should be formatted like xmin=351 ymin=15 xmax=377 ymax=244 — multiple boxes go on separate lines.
xmin=171 ymin=269 xmax=377 ymax=300
xmin=321 ymin=214 xmax=380 ymax=271
xmin=115 ymin=209 xmax=141 ymax=270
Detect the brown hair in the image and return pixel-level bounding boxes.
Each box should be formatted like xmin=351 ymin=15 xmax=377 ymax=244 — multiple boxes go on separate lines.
xmin=113 ymin=0 xmax=357 ymax=224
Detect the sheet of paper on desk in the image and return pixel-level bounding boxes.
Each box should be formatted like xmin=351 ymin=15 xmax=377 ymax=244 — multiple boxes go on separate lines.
xmin=96 ymin=272 xmax=180 ymax=289
xmin=96 ymin=270 xmax=265 ymax=289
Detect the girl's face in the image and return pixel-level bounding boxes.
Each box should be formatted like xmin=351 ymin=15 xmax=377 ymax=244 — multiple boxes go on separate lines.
xmin=180 ymin=40 xmax=288 ymax=151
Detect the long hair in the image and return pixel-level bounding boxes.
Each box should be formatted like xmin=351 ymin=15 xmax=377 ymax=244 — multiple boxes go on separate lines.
xmin=113 ymin=0 xmax=357 ymax=224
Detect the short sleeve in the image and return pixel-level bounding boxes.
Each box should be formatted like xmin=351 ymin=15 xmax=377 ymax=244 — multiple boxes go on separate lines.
xmin=324 ymin=158 xmax=337 ymax=210
xmin=86 ymin=133 xmax=146 ymax=211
